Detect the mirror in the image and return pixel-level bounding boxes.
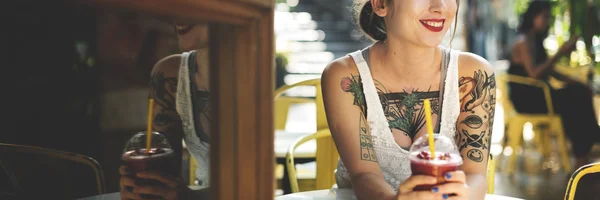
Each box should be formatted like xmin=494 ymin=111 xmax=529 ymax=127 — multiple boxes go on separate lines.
xmin=1 ymin=2 xmax=213 ymax=199
xmin=96 ymin=8 xmax=213 ymax=198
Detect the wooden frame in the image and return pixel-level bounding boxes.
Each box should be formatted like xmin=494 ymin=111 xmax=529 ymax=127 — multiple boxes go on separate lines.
xmin=79 ymin=0 xmax=275 ymax=200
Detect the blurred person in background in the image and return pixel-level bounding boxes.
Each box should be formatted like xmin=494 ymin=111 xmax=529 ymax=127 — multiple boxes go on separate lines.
xmin=119 ymin=22 xmax=210 ymax=200
xmin=322 ymin=0 xmax=495 ymax=199
xmin=508 ymin=0 xmax=600 ymax=169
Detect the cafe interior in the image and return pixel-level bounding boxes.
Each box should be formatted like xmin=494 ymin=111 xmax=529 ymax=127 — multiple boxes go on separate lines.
xmin=1 ymin=0 xmax=600 ymax=200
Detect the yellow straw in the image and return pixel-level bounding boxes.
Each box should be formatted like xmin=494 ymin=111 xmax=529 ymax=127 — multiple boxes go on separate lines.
xmin=146 ymin=99 xmax=154 ymax=153
xmin=423 ymin=99 xmax=436 ymax=159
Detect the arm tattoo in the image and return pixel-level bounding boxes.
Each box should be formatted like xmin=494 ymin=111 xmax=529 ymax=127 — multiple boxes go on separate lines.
xmin=459 ymin=70 xmax=496 ymax=113
xmin=149 ymin=70 xmax=184 ymax=172
xmin=341 ymin=75 xmax=377 ymax=162
xmin=150 ymin=71 xmax=181 ymax=130
xmin=341 ymin=75 xmax=366 ymax=113
xmin=457 ymin=70 xmax=496 ymax=162
xmin=150 ymin=72 xmax=177 ymax=111
xmin=359 ymin=113 xmax=377 ymax=162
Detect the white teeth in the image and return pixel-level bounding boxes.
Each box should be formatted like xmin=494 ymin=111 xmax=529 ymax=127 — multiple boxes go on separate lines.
xmin=423 ymin=21 xmax=443 ymax=27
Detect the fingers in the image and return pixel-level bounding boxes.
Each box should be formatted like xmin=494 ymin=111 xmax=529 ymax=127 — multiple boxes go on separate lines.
xmin=119 ymin=165 xmax=133 ymax=175
xmin=136 ymin=171 xmax=179 ymax=188
xmin=119 ymin=165 xmax=129 ymax=175
xmin=402 ymin=190 xmax=443 ymax=200
xmin=398 ymin=175 xmax=437 ymax=194
xmin=436 ymin=171 xmax=469 ymax=198
xmin=443 ymin=171 xmax=466 ymax=184
xmin=434 ymin=182 xmax=469 ymax=198
xmin=120 ymin=189 xmax=137 ymax=200
xmin=569 ymin=36 xmax=580 ymax=42
xmin=120 ymin=176 xmax=136 ymax=190
xmin=133 ymin=185 xmax=177 ymax=199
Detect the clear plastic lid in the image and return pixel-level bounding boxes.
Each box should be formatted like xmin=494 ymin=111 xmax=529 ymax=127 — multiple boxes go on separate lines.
xmin=122 ymin=131 xmax=172 ymax=155
xmin=409 ymin=134 xmax=462 ymax=165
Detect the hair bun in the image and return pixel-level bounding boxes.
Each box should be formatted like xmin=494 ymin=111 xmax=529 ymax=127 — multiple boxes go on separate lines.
xmin=357 ymin=1 xmax=387 ymax=41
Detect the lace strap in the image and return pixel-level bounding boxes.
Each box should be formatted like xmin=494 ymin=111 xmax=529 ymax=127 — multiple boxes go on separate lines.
xmin=439 ymin=49 xmax=461 ymax=140
xmin=176 ymin=51 xmax=192 ymax=124
xmin=348 ymin=50 xmax=390 ymax=142
xmin=434 ymin=48 xmax=450 ymax=133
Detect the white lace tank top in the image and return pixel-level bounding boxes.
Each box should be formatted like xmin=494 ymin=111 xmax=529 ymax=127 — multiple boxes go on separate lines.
xmin=334 ymin=47 xmax=461 ymax=191
xmin=176 ymin=51 xmax=210 ymax=187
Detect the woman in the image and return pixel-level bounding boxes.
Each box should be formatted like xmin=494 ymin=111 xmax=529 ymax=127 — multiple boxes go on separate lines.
xmin=119 ymin=23 xmax=210 ymax=200
xmin=508 ymin=1 xmax=600 ymax=169
xmin=322 ymin=0 xmax=494 ymax=199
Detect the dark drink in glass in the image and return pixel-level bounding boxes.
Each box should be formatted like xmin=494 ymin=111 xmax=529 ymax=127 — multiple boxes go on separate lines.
xmin=122 ymin=132 xmax=177 ymax=198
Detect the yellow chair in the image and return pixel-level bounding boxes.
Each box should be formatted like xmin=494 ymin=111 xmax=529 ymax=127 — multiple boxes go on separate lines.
xmin=275 ymin=78 xmax=339 ymax=192
xmin=275 ymin=97 xmax=314 ymax=131
xmin=187 ymin=148 xmax=198 ymax=186
xmin=564 ymin=162 xmax=600 ymax=200
xmin=497 ymin=74 xmax=571 ymax=175
xmin=286 ymin=129 xmax=336 ymax=193
xmin=274 ymin=79 xmax=328 ymax=132
xmin=0 ymin=143 xmax=106 ymax=199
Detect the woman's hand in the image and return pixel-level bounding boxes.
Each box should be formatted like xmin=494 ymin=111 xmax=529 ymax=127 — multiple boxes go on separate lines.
xmin=119 ymin=166 xmax=137 ymax=200
xmin=396 ymin=171 xmax=469 ymax=200
xmin=432 ymin=171 xmax=470 ymax=200
xmin=119 ymin=165 xmax=186 ymax=200
xmin=395 ymin=175 xmax=440 ymax=200
xmin=557 ymin=36 xmax=580 ymax=57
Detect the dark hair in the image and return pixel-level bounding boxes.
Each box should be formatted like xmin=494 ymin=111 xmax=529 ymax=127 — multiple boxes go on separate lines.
xmin=355 ymin=1 xmax=388 ymax=41
xmin=518 ymin=0 xmax=552 ymax=34
xmin=354 ymin=0 xmax=460 ymax=42
xmin=519 ymin=0 xmax=552 ymax=63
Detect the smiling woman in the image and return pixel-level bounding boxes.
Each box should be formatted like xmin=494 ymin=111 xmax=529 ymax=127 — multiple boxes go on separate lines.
xmin=322 ymin=0 xmax=494 ymax=199
xmin=354 ymin=0 xmax=460 ymax=44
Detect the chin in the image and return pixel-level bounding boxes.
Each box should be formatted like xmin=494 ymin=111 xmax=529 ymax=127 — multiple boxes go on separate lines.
xmin=418 ymin=37 xmax=444 ymax=47
xmin=178 ymin=42 xmax=195 ymax=52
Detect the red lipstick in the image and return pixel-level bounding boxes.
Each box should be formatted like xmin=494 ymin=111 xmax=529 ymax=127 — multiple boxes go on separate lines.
xmin=419 ymin=19 xmax=445 ymax=32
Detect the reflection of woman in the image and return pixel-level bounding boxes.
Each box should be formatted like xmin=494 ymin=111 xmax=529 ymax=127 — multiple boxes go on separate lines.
xmin=322 ymin=0 xmax=495 ymax=199
xmin=508 ymin=1 xmax=600 ymax=169
xmin=119 ymin=23 xmax=210 ymax=199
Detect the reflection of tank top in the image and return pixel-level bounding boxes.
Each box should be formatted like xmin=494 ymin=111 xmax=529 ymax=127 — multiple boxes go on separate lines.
xmin=334 ymin=46 xmax=461 ymax=191
xmin=175 ymin=51 xmax=210 ymax=187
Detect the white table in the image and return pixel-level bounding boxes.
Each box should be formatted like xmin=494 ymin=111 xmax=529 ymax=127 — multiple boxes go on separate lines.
xmin=275 ymin=189 xmax=526 ymax=200
xmin=77 ymin=192 xmax=119 ymax=200
xmin=82 ymin=189 xmax=525 ymax=200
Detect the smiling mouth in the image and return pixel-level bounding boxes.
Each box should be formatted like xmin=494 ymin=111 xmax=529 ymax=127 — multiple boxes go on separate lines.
xmin=175 ymin=24 xmax=195 ymax=35
xmin=420 ymin=19 xmax=445 ymax=32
